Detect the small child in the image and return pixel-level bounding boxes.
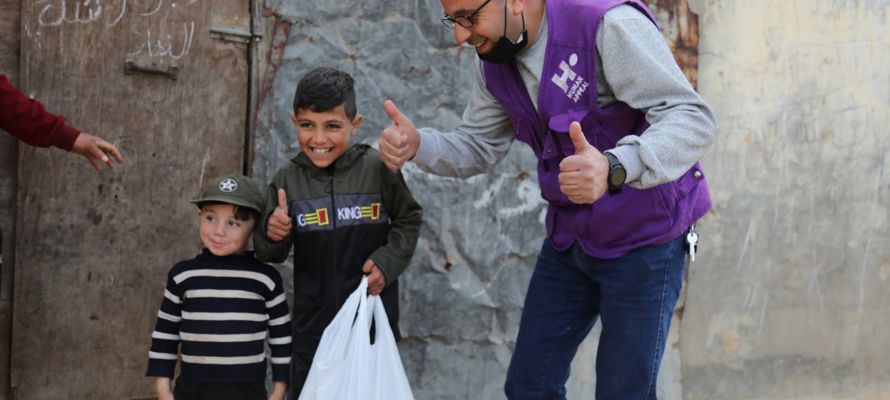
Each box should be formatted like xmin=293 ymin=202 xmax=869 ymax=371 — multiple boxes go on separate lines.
xmin=254 ymin=67 xmax=423 ymax=397
xmin=147 ymin=174 xmax=291 ymax=400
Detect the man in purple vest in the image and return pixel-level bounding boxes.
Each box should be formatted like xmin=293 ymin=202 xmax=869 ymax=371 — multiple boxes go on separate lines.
xmin=378 ymin=0 xmax=716 ymax=398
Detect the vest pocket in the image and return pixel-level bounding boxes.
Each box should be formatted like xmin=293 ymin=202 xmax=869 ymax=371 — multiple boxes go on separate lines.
xmin=538 ymin=168 xmax=572 ymax=206
xmin=544 ymin=110 xmax=599 ymax=160
xmin=576 ymin=185 xmax=674 ymax=248
xmin=511 ymin=116 xmax=539 ymax=153
xmin=536 ymin=110 xmax=601 ymax=205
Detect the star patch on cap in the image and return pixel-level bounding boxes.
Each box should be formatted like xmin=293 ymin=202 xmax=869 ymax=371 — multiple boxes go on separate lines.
xmin=219 ymin=178 xmax=238 ymax=192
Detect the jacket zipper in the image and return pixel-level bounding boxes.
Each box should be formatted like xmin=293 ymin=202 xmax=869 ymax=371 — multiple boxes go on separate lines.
xmin=328 ymin=171 xmax=340 ymax=309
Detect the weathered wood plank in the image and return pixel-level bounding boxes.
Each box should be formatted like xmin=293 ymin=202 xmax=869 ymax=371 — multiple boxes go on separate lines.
xmin=12 ymin=1 xmax=250 ymax=398
xmin=0 ymin=1 xmax=22 ymax=399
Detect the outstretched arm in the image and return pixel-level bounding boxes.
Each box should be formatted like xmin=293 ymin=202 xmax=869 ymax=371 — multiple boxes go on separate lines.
xmin=1 ymin=74 xmax=122 ymax=171
xmin=378 ymin=61 xmax=515 ymax=178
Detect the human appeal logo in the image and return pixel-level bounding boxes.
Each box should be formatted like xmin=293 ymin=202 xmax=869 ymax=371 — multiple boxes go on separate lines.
xmin=551 ymin=53 xmax=590 ymax=103
xmin=218 ymin=178 xmax=238 ymax=192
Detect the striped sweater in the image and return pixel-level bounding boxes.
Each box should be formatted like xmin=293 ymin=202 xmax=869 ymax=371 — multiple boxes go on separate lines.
xmin=146 ymin=250 xmax=291 ymax=383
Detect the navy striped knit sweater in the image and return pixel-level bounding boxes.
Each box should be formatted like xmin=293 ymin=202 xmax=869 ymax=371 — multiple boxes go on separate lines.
xmin=146 ymin=250 xmax=291 ymax=383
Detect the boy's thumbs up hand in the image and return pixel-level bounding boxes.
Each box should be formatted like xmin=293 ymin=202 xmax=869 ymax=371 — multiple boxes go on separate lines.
xmin=379 ymin=100 xmax=420 ymax=171
xmin=266 ymin=189 xmax=292 ymax=242
xmin=558 ymin=122 xmax=609 ymax=204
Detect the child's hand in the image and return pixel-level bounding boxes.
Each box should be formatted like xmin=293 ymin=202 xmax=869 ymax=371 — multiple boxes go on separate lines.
xmin=155 ymin=377 xmax=174 ymax=400
xmin=268 ymin=381 xmax=287 ymax=400
xmin=267 ymin=189 xmax=293 ymax=241
xmin=362 ymin=260 xmax=386 ymax=295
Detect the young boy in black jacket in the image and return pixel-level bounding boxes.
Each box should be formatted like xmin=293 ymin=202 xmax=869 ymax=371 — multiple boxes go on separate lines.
xmin=254 ymin=67 xmax=423 ymax=396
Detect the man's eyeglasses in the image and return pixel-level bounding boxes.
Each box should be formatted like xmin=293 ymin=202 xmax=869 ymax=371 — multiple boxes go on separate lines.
xmin=440 ymin=0 xmax=494 ymax=29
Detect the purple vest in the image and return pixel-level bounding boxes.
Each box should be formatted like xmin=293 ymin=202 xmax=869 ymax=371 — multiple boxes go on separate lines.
xmin=483 ymin=0 xmax=711 ymax=258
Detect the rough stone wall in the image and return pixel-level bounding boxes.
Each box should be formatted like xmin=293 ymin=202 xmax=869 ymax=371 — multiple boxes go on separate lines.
xmin=684 ymin=0 xmax=890 ymax=399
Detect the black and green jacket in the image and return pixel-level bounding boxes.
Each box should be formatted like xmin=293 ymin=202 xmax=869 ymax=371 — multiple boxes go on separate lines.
xmin=254 ymin=144 xmax=423 ymax=354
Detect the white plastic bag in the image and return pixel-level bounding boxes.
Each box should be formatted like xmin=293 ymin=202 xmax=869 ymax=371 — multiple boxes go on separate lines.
xmin=298 ymin=277 xmax=414 ymax=400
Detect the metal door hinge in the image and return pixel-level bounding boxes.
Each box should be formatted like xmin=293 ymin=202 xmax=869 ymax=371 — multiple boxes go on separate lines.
xmin=210 ymin=23 xmax=262 ymax=44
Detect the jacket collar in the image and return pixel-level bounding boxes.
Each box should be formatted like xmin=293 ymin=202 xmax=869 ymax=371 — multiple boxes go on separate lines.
xmin=291 ymin=143 xmax=370 ymax=177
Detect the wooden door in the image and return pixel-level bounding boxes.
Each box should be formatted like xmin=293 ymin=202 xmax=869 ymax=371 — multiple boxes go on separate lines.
xmin=12 ymin=1 xmax=254 ymax=398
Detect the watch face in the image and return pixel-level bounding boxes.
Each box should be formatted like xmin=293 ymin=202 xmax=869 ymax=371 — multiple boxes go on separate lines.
xmin=610 ymin=168 xmax=626 ymax=187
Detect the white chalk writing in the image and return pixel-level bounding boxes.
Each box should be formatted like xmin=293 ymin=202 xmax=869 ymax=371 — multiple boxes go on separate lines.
xmin=26 ymin=0 xmax=200 ymax=61
xmin=127 ymin=21 xmax=195 ymax=60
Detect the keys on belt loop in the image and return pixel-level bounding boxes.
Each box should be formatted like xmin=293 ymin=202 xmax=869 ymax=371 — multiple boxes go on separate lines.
xmin=686 ymin=225 xmax=698 ymax=262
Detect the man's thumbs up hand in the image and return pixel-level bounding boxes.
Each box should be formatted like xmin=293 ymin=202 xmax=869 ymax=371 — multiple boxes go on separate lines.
xmin=558 ymin=122 xmax=609 ymax=204
xmin=379 ymin=100 xmax=420 ymax=171
xmin=568 ymin=121 xmax=593 ymax=153
xmin=383 ymin=99 xmax=410 ymax=128
xmin=266 ymin=188 xmax=292 ymax=242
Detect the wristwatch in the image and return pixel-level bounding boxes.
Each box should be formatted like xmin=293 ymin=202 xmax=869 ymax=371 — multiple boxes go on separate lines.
xmin=605 ymin=152 xmax=626 ymax=195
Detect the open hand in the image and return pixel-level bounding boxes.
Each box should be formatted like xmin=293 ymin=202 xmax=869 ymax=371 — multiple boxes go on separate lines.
xmin=71 ymin=132 xmax=123 ymax=171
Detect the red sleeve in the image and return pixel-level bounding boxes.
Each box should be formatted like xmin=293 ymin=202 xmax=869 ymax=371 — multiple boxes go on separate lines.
xmin=0 ymin=74 xmax=80 ymax=151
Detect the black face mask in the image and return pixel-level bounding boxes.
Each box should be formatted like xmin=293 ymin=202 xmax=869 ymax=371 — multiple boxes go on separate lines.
xmin=478 ymin=5 xmax=527 ymax=64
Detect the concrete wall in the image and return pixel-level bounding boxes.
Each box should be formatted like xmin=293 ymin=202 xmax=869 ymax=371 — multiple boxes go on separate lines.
xmin=682 ymin=1 xmax=890 ymax=399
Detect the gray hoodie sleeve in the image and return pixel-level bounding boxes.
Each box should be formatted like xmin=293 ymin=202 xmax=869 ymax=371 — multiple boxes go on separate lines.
xmin=597 ymin=5 xmax=717 ymax=188
xmin=412 ymin=61 xmax=515 ymax=178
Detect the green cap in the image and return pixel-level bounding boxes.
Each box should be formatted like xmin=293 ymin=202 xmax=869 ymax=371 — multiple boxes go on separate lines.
xmin=191 ymin=174 xmax=264 ymax=214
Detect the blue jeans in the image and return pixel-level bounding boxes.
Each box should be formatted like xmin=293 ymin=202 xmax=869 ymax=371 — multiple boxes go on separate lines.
xmin=505 ymin=234 xmax=687 ymax=400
